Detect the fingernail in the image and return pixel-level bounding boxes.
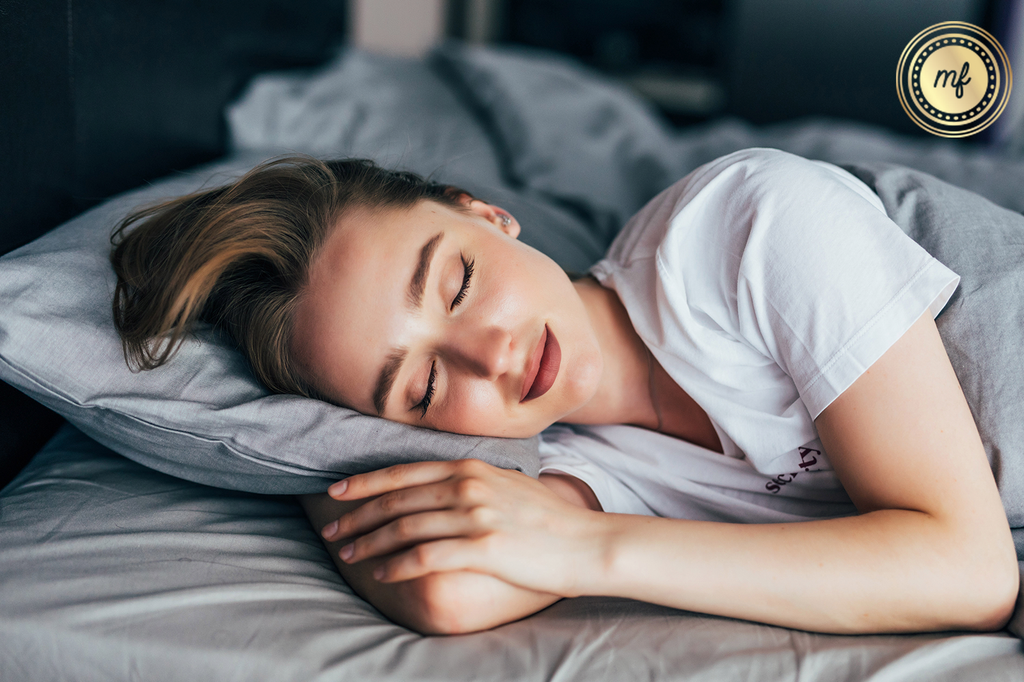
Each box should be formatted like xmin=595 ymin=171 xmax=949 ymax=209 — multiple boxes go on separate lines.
xmin=373 ymin=566 xmax=385 ymax=581
xmin=321 ymin=521 xmax=338 ymax=539
xmin=328 ymin=480 xmax=348 ymax=498
xmin=340 ymin=543 xmax=354 ymax=561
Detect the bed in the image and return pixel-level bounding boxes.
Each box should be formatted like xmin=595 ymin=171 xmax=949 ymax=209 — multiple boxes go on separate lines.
xmin=4 ymin=25 xmax=1024 ymax=682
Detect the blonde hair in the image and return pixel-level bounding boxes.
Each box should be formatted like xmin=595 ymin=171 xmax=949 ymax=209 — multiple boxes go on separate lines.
xmin=111 ymin=156 xmax=468 ymax=398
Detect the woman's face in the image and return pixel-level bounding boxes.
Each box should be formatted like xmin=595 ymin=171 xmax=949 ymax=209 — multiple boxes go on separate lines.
xmin=290 ymin=198 xmax=604 ymax=438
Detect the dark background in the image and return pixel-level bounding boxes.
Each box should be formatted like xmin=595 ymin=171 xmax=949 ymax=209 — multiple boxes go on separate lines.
xmin=0 ymin=0 xmax=1012 ymax=486
xmin=1 ymin=0 xmax=349 ymax=485
xmin=499 ymin=0 xmax=1000 ymax=129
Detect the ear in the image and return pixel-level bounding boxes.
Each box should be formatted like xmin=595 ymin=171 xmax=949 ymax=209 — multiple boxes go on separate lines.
xmin=463 ymin=197 xmax=520 ymax=239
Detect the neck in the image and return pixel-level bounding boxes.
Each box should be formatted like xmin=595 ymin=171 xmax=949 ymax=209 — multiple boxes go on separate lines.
xmin=561 ymin=278 xmax=658 ymax=429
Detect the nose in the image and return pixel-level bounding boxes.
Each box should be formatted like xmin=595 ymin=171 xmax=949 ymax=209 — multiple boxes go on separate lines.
xmin=442 ymin=325 xmax=512 ymax=380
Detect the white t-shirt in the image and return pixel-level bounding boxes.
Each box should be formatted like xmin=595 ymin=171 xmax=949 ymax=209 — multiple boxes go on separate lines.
xmin=538 ymin=148 xmax=960 ymax=523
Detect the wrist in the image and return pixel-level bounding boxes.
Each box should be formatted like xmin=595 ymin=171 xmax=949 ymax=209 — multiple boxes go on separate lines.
xmin=568 ymin=509 xmax=626 ymax=598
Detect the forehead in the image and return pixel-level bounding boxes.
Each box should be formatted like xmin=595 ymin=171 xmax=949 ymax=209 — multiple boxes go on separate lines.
xmin=290 ymin=201 xmax=453 ymax=412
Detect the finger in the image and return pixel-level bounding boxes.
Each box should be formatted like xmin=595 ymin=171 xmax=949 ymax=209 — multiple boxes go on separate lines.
xmin=324 ymin=480 xmax=463 ymax=542
xmin=341 ymin=509 xmax=494 ymax=563
xmin=373 ymin=537 xmax=486 ymax=583
xmin=333 ymin=464 xmax=507 ymax=542
xmin=329 ymin=460 xmax=463 ymax=500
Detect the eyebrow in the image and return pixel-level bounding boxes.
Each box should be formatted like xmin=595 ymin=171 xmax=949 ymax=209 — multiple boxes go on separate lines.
xmin=372 ymin=231 xmax=444 ymax=415
xmin=407 ymin=231 xmax=444 ymax=309
xmin=373 ymin=347 xmax=407 ymax=416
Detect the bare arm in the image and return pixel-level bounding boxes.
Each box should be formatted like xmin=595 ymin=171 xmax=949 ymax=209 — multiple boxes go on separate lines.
xmin=322 ymin=313 xmax=1017 ymax=634
xmin=300 ymin=473 xmax=598 ymax=634
xmin=584 ymin=312 xmax=1018 ymax=632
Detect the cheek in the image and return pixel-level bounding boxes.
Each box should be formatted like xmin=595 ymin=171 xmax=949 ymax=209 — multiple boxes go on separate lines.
xmin=436 ymin=381 xmax=507 ymax=435
xmin=487 ymin=244 xmax=562 ymax=308
xmin=439 ymin=379 xmax=559 ymax=439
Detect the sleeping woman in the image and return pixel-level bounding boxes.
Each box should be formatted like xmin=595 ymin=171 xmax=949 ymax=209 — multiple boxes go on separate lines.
xmin=110 ymin=148 xmax=1019 ymax=636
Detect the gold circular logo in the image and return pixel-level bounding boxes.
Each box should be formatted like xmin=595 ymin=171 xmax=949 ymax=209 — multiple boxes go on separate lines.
xmin=897 ymin=21 xmax=1012 ymax=138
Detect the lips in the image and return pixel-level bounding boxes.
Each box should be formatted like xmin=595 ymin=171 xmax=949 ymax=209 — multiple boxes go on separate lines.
xmin=521 ymin=324 xmax=560 ymax=402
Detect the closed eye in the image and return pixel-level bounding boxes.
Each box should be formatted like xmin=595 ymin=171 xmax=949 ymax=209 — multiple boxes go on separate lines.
xmin=451 ymin=255 xmax=474 ymax=309
xmin=416 ymin=361 xmax=436 ymax=417
xmin=415 ymin=256 xmax=472 ymax=417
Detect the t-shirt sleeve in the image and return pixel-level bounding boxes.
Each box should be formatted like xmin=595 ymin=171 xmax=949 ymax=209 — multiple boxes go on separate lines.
xmin=538 ymin=426 xmax=658 ymax=517
xmin=675 ymin=149 xmax=959 ymax=419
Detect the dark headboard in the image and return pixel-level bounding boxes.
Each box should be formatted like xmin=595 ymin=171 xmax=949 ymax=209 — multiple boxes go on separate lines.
xmin=0 ymin=0 xmax=349 ymax=486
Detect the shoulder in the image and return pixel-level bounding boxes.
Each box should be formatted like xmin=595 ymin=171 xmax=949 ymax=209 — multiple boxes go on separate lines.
xmin=597 ymin=148 xmax=885 ymax=268
xmin=679 ymin=147 xmax=885 ymax=222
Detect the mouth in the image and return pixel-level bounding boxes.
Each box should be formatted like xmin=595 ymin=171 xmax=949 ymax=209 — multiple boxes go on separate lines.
xmin=521 ymin=324 xmax=560 ymax=402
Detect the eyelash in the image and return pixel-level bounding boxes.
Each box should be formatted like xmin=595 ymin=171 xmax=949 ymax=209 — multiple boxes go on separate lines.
xmin=417 ymin=256 xmax=475 ymax=417
xmin=417 ymin=361 xmax=436 ymax=418
xmin=451 ymin=255 xmax=474 ymax=310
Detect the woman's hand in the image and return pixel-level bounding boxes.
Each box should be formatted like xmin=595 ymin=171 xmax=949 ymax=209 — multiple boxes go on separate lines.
xmin=301 ymin=492 xmax=564 ymax=634
xmin=319 ymin=459 xmax=607 ymax=597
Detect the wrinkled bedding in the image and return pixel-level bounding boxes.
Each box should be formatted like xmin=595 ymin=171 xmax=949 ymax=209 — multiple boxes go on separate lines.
xmin=2 ymin=425 xmax=1022 ymax=681
xmin=3 ymin=43 xmax=1024 ymax=680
